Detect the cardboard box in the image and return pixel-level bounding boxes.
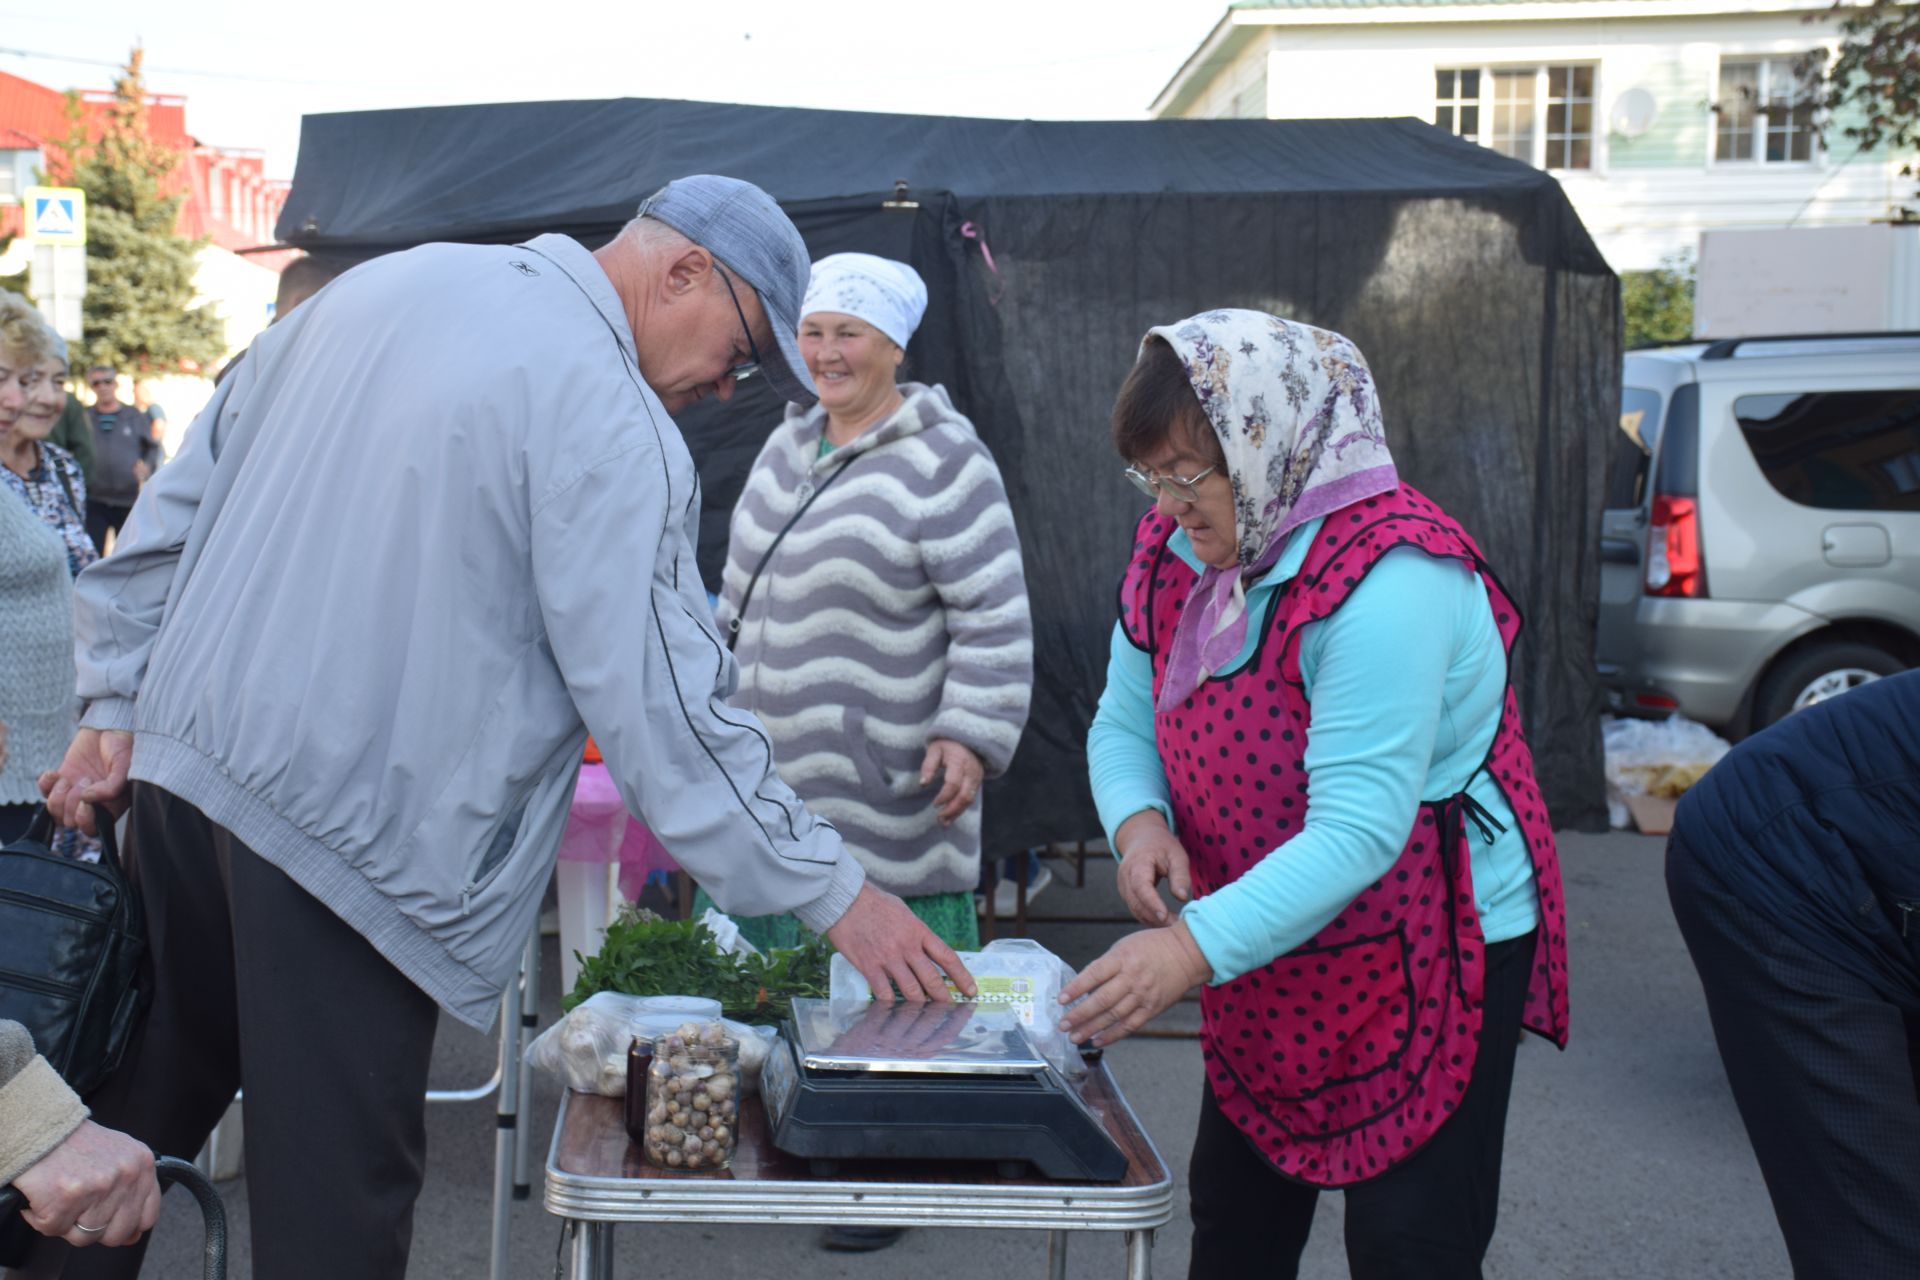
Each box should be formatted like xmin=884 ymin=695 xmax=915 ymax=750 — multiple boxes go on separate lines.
xmin=1624 ymin=793 xmax=1678 ymax=837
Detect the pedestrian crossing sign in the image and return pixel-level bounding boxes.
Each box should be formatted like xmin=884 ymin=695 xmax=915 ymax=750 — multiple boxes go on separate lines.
xmin=24 ymin=186 xmax=87 ymax=245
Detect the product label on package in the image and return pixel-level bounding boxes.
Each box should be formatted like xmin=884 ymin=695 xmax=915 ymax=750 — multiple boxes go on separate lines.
xmin=952 ymin=975 xmax=1037 ymax=1025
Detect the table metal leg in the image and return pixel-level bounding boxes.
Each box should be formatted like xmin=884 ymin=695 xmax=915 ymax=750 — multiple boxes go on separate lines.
xmin=570 ymin=1220 xmax=615 ymax=1280
xmin=513 ymin=929 xmax=540 ymax=1197
xmin=1124 ymin=1229 xmax=1154 ymax=1280
xmin=1046 ymin=1229 xmax=1069 ymax=1279
xmin=488 ymin=976 xmax=519 ymax=1280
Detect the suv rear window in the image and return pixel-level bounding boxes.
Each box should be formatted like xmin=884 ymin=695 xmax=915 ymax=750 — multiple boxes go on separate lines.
xmin=1607 ymin=387 xmax=1664 ymax=509
xmin=1734 ymin=388 xmax=1920 ymax=512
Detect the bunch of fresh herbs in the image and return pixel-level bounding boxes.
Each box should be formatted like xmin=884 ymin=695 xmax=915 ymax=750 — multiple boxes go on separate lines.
xmin=564 ymin=906 xmax=832 ymax=1023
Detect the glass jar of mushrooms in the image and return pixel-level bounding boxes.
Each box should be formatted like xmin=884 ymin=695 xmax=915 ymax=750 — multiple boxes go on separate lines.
xmin=641 ymin=1023 xmax=740 ymax=1171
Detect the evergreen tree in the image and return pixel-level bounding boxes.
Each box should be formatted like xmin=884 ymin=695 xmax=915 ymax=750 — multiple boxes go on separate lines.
xmin=47 ymin=47 xmax=225 ymax=373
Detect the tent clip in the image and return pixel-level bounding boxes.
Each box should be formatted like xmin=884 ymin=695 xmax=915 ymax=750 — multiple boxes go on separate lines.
xmin=881 ymin=178 xmax=919 ymax=211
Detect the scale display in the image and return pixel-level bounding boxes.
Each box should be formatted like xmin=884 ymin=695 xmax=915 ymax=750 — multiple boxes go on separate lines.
xmin=762 ymin=999 xmax=1128 ymax=1182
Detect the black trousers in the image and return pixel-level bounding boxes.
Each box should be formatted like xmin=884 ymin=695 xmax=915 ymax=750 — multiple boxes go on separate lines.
xmin=1667 ymin=833 xmax=1920 ymax=1279
xmin=1187 ymin=931 xmax=1534 ymax=1280
xmin=82 ymin=502 xmax=131 ymax=555
xmin=13 ymin=784 xmax=440 ymax=1280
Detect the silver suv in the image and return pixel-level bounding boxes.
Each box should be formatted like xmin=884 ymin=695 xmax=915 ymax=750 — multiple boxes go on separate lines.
xmin=1596 ymin=333 xmax=1920 ymax=736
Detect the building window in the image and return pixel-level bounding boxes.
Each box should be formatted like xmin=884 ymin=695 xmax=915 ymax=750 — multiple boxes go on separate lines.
xmin=1434 ymin=69 xmax=1480 ymax=143
xmin=1546 ymin=65 xmax=1595 ymax=170
xmin=0 ymin=152 xmax=16 ymax=202
xmin=1435 ymin=64 xmax=1594 ymax=170
xmin=1715 ymin=57 xmax=1816 ymax=164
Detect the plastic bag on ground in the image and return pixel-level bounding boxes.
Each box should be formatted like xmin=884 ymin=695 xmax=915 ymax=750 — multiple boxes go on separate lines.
xmin=1601 ymin=715 xmax=1733 ymax=828
xmin=829 ymin=937 xmax=1086 ymax=1077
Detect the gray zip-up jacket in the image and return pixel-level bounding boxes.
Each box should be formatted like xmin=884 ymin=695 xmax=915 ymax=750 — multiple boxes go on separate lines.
xmin=71 ymin=234 xmax=864 ymax=1029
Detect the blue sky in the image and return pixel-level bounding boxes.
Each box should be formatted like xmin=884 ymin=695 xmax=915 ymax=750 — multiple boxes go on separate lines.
xmin=0 ymin=0 xmax=1225 ymax=179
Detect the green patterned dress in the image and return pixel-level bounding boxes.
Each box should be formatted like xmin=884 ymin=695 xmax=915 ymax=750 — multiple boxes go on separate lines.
xmin=689 ymin=887 xmax=979 ymax=955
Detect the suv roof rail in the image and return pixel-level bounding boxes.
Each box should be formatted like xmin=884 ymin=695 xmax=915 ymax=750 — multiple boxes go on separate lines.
xmin=1698 ymin=331 xmax=1920 ymax=360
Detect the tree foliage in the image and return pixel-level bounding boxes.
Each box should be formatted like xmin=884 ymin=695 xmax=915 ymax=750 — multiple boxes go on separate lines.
xmin=1801 ymin=1 xmax=1920 ymax=153
xmin=45 ymin=47 xmax=225 ymax=373
xmin=1622 ymin=253 xmax=1696 ymax=349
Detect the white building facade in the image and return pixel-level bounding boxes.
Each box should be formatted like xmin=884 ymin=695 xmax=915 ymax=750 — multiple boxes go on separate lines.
xmin=1152 ymin=0 xmax=1911 ymax=271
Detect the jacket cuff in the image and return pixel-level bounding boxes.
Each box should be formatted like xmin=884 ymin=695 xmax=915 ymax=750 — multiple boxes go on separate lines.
xmin=928 ymin=711 xmax=1021 ymax=779
xmin=792 ymin=853 xmax=868 ymax=935
xmin=81 ymin=697 xmax=138 ymax=733
xmin=0 ymin=1056 xmax=89 ymax=1186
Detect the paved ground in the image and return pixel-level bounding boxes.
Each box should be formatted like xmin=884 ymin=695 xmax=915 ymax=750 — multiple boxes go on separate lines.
xmin=137 ymin=829 xmax=1790 ymax=1278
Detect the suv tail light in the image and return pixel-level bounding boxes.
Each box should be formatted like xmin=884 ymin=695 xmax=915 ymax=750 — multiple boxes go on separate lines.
xmin=1645 ymin=495 xmax=1705 ymax=597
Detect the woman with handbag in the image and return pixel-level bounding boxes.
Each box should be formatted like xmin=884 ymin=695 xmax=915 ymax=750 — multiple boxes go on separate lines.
xmin=705 ymin=254 xmax=1034 ymax=960
xmin=0 ymin=297 xmax=76 ymax=845
xmin=708 ymin=252 xmax=1033 ymax=1255
xmin=6 ymin=327 xmax=98 ymax=583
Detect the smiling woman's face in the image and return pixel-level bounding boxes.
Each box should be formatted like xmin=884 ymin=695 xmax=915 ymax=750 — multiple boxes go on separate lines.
xmin=1132 ymin=432 xmax=1238 ymax=569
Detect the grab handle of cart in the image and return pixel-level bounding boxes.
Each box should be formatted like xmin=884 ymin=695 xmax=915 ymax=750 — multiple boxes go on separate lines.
xmin=0 ymin=1154 xmax=226 ymax=1280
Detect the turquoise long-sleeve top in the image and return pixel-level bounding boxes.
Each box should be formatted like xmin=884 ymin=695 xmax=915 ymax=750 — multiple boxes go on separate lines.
xmin=1088 ymin=516 xmax=1541 ymax=986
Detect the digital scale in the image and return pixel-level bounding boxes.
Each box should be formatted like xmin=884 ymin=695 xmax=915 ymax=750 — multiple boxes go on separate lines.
xmin=760 ymin=998 xmax=1129 ymax=1182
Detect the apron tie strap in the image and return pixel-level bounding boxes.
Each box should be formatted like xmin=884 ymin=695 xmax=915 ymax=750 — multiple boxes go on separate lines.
xmin=1457 ymin=789 xmax=1508 ymax=845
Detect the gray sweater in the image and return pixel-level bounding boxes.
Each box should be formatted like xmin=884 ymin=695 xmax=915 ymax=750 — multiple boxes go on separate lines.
xmin=718 ymin=385 xmax=1033 ymax=896
xmin=0 ymin=487 xmax=76 ymax=806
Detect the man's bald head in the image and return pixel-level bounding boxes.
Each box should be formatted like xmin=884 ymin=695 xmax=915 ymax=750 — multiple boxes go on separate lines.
xmin=276 ymin=256 xmax=343 ymax=321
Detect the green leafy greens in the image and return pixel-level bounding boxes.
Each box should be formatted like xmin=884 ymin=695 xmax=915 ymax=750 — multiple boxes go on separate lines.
xmin=563 ymin=906 xmax=832 ymax=1023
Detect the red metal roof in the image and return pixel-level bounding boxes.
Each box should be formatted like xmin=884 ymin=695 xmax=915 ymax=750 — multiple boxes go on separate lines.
xmin=0 ymin=68 xmax=289 ymax=258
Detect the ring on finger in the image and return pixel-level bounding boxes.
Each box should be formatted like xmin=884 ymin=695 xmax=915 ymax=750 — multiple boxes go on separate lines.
xmin=75 ymin=1222 xmax=105 ymax=1235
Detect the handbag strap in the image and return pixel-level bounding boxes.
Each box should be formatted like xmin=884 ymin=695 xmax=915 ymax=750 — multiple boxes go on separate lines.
xmin=49 ymin=451 xmax=82 ymax=524
xmin=726 ymin=452 xmax=860 ymax=652
xmin=17 ymin=803 xmax=122 ymax=873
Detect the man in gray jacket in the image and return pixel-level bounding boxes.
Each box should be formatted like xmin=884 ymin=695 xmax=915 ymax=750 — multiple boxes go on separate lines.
xmin=34 ymin=176 xmax=972 ymax=1279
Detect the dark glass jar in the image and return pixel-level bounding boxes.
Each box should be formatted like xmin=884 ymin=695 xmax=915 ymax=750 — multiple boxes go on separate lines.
xmin=622 ymin=1037 xmax=653 ymax=1147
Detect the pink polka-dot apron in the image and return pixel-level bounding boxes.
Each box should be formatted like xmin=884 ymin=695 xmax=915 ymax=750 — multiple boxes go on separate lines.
xmin=1117 ymin=484 xmax=1568 ymax=1186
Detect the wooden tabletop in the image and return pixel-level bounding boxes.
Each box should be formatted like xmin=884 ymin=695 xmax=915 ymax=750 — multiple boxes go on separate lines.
xmin=553 ymin=1057 xmax=1167 ymax=1191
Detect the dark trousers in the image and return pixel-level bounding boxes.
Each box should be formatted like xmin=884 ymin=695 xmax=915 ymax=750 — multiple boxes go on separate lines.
xmin=1187 ymin=931 xmax=1534 ymax=1280
xmin=82 ymin=502 xmax=131 ymax=555
xmin=14 ymin=784 xmax=440 ymax=1280
xmin=1668 ymin=833 xmax=1920 ymax=1279
xmin=0 ymin=805 xmax=39 ymax=845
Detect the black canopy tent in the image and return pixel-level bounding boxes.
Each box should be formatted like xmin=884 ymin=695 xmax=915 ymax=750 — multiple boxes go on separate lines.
xmin=278 ymin=97 xmax=1618 ymax=837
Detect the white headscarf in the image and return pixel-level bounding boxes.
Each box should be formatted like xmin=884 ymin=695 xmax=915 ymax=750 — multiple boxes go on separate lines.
xmin=801 ymin=253 xmax=928 ymax=349
xmin=1150 ymin=310 xmax=1399 ymax=712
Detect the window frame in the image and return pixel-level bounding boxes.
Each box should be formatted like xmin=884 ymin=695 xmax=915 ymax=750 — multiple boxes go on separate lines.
xmin=1433 ymin=61 xmax=1599 ymax=174
xmin=1712 ymin=54 xmax=1821 ymax=168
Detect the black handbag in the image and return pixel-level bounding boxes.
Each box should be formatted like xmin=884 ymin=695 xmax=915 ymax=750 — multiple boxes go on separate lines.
xmin=0 ymin=805 xmax=146 ymax=1097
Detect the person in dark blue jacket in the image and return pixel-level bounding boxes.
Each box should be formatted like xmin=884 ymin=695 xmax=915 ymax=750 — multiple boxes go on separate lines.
xmin=1666 ymin=671 xmax=1920 ymax=1279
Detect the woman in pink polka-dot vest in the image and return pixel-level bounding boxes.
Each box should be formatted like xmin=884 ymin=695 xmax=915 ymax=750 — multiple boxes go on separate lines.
xmin=1060 ymin=311 xmax=1568 ymax=1278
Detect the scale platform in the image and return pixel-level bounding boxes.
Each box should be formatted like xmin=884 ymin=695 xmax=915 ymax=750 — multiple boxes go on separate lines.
xmin=760 ymin=998 xmax=1128 ymax=1183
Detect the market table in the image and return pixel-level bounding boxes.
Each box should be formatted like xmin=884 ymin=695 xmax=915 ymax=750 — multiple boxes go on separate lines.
xmin=545 ymin=1057 xmax=1174 ymax=1279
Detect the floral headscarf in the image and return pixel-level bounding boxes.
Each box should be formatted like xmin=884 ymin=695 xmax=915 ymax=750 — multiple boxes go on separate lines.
xmin=1151 ymin=310 xmax=1398 ymax=713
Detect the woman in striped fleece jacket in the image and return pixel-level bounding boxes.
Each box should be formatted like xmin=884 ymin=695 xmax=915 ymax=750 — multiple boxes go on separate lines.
xmin=710 ymin=254 xmax=1032 ymax=957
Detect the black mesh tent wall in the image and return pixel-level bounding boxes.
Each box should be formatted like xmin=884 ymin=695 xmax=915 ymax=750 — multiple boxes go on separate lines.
xmin=277 ymin=97 xmax=1618 ymax=835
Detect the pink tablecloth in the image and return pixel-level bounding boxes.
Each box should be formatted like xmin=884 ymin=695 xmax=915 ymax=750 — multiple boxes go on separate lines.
xmin=555 ymin=764 xmax=681 ymax=899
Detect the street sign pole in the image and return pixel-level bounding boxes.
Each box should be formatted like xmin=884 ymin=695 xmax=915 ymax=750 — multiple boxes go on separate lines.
xmin=23 ymin=185 xmax=87 ymax=342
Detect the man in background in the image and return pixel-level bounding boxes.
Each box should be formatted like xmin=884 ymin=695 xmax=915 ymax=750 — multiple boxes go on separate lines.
xmin=80 ymin=368 xmax=157 ymax=552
